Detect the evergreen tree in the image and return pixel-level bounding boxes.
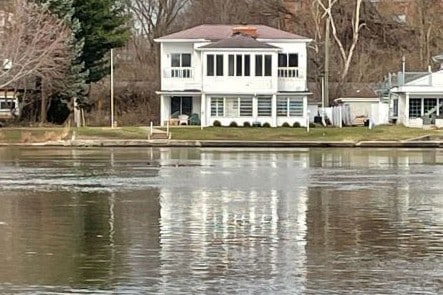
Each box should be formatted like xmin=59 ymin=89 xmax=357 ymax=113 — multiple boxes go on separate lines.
xmin=34 ymin=0 xmax=129 ymax=123
xmin=73 ymin=0 xmax=130 ymax=84
xmin=34 ymin=0 xmax=88 ymax=115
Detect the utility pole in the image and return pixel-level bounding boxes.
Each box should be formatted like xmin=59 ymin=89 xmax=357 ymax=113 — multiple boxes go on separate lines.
xmin=324 ymin=14 xmax=330 ymax=108
xmin=110 ymin=48 xmax=114 ymax=128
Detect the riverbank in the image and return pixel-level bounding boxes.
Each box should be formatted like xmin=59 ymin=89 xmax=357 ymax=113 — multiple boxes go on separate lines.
xmin=0 ymin=125 xmax=442 ymax=148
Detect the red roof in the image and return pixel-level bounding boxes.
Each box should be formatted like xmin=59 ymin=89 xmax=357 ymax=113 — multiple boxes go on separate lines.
xmin=156 ymin=24 xmax=309 ymax=41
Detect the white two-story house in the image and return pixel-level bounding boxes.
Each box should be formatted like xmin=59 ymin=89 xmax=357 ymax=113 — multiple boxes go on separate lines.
xmin=155 ymin=24 xmax=312 ymax=127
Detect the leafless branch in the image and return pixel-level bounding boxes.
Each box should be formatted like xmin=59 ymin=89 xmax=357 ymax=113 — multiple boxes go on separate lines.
xmin=0 ymin=0 xmax=72 ymax=90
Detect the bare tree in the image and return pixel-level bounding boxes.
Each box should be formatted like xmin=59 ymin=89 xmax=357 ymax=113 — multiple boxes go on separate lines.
xmin=316 ymin=0 xmax=364 ymax=84
xmin=125 ymin=0 xmax=190 ymax=49
xmin=412 ymin=0 xmax=443 ymax=69
xmin=0 ymin=0 xmax=72 ymax=90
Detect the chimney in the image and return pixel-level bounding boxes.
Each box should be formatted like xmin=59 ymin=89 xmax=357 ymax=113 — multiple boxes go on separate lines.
xmin=232 ymin=26 xmax=257 ymax=38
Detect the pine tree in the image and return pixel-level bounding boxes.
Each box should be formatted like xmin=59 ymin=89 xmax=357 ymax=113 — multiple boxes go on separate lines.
xmin=34 ymin=0 xmax=88 ymax=120
xmin=73 ymin=0 xmax=130 ymax=84
xmin=34 ymin=0 xmax=129 ymax=123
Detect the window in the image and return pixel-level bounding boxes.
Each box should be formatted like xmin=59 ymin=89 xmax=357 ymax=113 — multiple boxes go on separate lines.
xmin=211 ymin=97 xmax=224 ymax=116
xmin=240 ymin=97 xmax=252 ymax=116
xmin=257 ymin=96 xmax=272 ymax=116
xmin=228 ymin=55 xmax=235 ymax=76
xmin=244 ymin=55 xmax=250 ymax=76
xmin=424 ymin=98 xmax=437 ymax=115
xmin=216 ymin=55 xmax=224 ymax=76
xmin=278 ymin=53 xmax=299 ymax=78
xmin=277 ymin=97 xmax=304 ymax=117
xmin=236 ymin=55 xmax=243 ymax=76
xmin=211 ymin=97 xmax=253 ymax=117
xmin=207 ymin=55 xmax=214 ymax=76
xmin=207 ymin=54 xmax=224 ymax=76
xmin=170 ymin=53 xmax=191 ymax=78
xmin=171 ymin=97 xmax=192 ymax=116
xmin=255 ymin=55 xmax=263 ymax=76
xmin=289 ymin=99 xmax=303 ymax=116
xmin=225 ymin=97 xmax=238 ymax=117
xmin=278 ymin=53 xmax=298 ymax=67
xmin=392 ymin=99 xmax=398 ymax=117
xmin=171 ymin=53 xmax=191 ymax=67
xmin=277 ymin=98 xmax=288 ymax=116
xmin=409 ymin=98 xmax=421 ymax=118
xmin=264 ymin=55 xmax=272 ymax=76
xmin=228 ymin=54 xmax=251 ymax=77
xmin=0 ymin=100 xmax=15 ymax=110
xmin=255 ymin=54 xmax=272 ymax=77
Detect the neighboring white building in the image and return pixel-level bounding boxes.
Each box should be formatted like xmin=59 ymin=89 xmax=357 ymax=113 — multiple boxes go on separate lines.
xmin=334 ymin=85 xmax=389 ymax=126
xmin=387 ymin=66 xmax=443 ymax=128
xmin=155 ymin=24 xmax=312 ymax=127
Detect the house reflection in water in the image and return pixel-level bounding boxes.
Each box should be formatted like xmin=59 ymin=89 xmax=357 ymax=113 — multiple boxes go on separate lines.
xmin=157 ymin=149 xmax=310 ymax=293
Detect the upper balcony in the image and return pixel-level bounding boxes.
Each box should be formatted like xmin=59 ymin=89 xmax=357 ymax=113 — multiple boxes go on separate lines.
xmin=277 ymin=67 xmax=306 ymax=92
xmin=164 ymin=67 xmax=194 ymax=79
xmin=161 ymin=67 xmax=201 ymax=91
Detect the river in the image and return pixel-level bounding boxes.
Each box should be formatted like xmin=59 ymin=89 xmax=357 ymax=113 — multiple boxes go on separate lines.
xmin=0 ymin=147 xmax=442 ymax=294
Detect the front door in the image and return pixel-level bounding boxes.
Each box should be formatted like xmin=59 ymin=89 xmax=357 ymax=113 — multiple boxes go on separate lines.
xmin=171 ymin=96 xmax=192 ymax=117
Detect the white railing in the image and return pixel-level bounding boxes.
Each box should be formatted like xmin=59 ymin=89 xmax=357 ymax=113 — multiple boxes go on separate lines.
xmin=278 ymin=67 xmax=299 ymax=78
xmin=164 ymin=67 xmax=194 ymax=79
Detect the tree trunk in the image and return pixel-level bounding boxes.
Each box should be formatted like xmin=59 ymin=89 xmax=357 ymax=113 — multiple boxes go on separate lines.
xmin=39 ymin=78 xmax=47 ymax=125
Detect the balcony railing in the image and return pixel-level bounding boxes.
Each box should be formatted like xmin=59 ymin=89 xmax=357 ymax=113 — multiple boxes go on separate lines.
xmin=164 ymin=67 xmax=194 ymax=79
xmin=278 ymin=67 xmax=299 ymax=78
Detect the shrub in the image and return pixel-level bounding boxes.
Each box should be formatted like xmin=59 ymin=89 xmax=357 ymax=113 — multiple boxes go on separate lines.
xmin=243 ymin=121 xmax=251 ymax=127
xmin=281 ymin=122 xmax=290 ymax=127
xmin=293 ymin=122 xmax=301 ymax=128
xmin=262 ymin=122 xmax=271 ymax=128
xmin=229 ymin=121 xmax=238 ymax=127
xmin=252 ymin=121 xmax=261 ymax=127
xmin=309 ymin=122 xmax=316 ymax=128
xmin=213 ymin=120 xmax=221 ymax=127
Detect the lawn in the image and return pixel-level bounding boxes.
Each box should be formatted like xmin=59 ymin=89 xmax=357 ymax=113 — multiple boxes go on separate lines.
xmin=165 ymin=125 xmax=440 ymax=142
xmin=0 ymin=125 xmax=440 ymax=143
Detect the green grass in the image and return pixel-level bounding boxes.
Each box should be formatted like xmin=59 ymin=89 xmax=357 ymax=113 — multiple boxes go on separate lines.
xmin=0 ymin=125 xmax=440 ymax=143
xmin=164 ymin=125 xmax=440 ymax=142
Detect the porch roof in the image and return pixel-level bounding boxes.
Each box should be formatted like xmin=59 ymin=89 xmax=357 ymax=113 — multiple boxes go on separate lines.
xmin=277 ymin=91 xmax=312 ymax=96
xmin=156 ymin=90 xmax=202 ymax=96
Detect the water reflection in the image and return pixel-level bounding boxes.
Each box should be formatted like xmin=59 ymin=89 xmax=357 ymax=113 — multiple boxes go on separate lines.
xmin=0 ymin=147 xmax=442 ymax=294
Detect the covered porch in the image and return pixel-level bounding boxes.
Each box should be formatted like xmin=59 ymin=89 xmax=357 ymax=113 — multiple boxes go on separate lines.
xmin=158 ymin=91 xmax=202 ymax=127
xmin=395 ymin=94 xmax=443 ymax=128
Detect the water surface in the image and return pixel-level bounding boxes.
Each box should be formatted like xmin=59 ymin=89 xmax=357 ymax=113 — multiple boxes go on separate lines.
xmin=0 ymin=147 xmax=442 ymax=294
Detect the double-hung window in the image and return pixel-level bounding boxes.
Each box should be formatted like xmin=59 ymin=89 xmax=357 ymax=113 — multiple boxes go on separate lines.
xmin=278 ymin=53 xmax=299 ymax=78
xmin=255 ymin=55 xmax=272 ymax=77
xmin=207 ymin=54 xmax=224 ymax=76
xmin=170 ymin=53 xmax=191 ymax=78
xmin=277 ymin=97 xmax=303 ymax=117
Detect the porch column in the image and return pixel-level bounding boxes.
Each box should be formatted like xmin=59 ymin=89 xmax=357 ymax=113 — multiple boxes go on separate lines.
xmin=252 ymin=95 xmax=258 ymax=123
xmin=405 ymin=93 xmax=409 ymax=126
xmin=272 ymin=94 xmax=277 ymax=127
xmin=160 ymin=95 xmax=165 ymax=127
xmin=201 ymin=93 xmax=207 ymax=127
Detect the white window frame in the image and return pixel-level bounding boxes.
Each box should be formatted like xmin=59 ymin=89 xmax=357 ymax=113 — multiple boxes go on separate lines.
xmin=277 ymin=97 xmax=304 ymax=117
